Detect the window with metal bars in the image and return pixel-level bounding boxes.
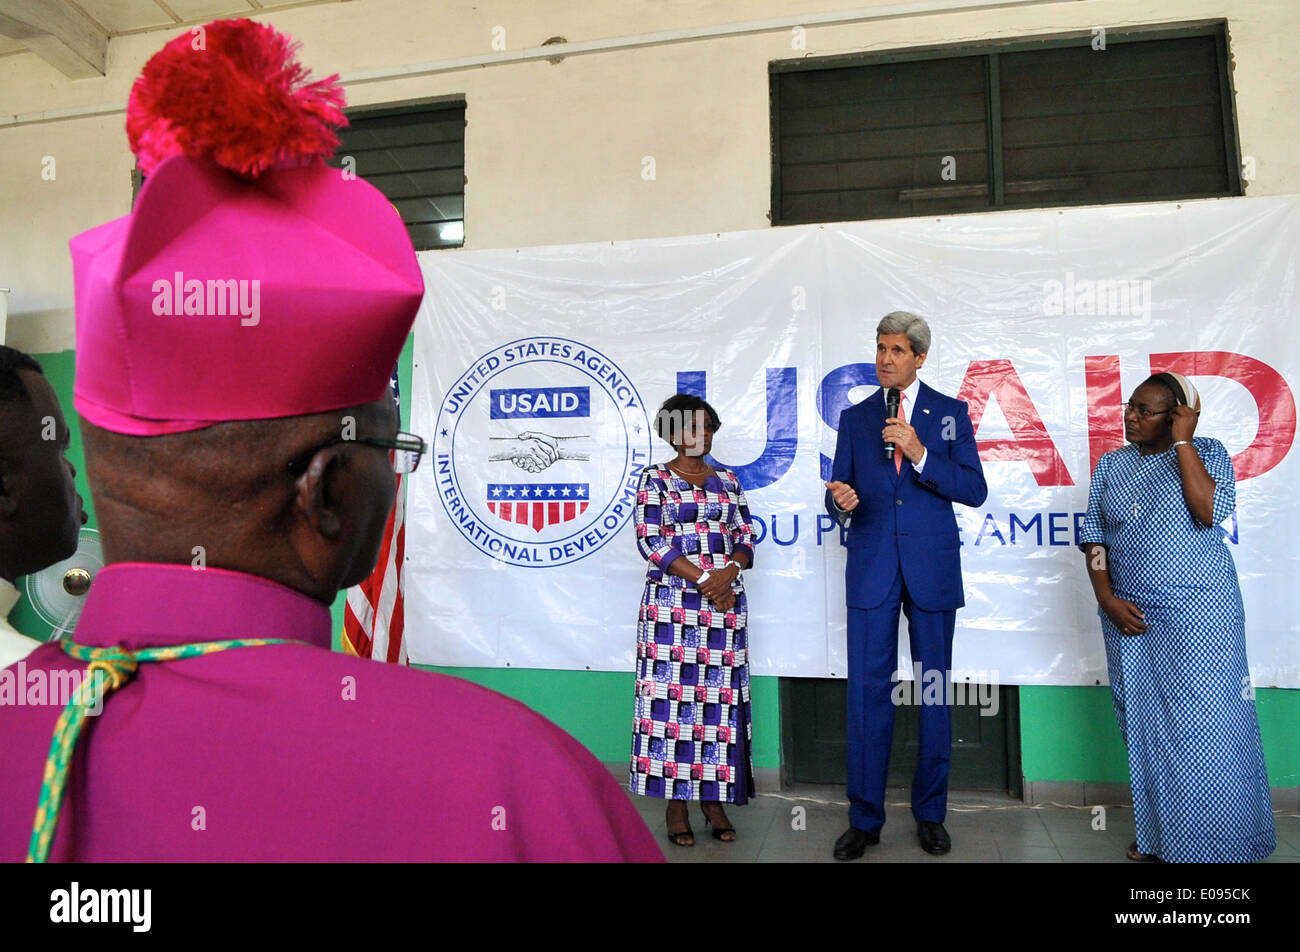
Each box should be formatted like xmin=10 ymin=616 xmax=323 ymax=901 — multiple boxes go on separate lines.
xmin=770 ymin=25 xmax=1241 ymax=224
xmin=328 ymin=100 xmax=466 ymax=250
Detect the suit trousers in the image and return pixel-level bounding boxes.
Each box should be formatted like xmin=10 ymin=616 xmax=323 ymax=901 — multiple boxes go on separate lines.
xmin=846 ymin=568 xmax=956 ymax=831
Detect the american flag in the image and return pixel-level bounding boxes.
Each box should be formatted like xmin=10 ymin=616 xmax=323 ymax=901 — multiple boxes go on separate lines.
xmin=343 ymin=366 xmax=407 ymax=664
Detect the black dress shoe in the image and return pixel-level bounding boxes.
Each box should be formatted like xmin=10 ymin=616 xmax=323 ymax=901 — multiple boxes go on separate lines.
xmin=917 ymin=821 xmax=951 ymax=855
xmin=833 ymin=826 xmax=880 ymax=861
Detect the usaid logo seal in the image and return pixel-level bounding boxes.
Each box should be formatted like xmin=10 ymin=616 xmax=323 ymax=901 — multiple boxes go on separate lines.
xmin=434 ymin=337 xmax=653 ymax=567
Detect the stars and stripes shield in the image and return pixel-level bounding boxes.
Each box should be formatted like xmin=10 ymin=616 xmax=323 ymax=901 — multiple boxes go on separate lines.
xmin=487 ymin=483 xmax=590 ymax=533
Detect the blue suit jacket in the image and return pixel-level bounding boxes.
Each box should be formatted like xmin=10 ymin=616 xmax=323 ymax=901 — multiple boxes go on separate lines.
xmin=824 ymin=381 xmax=987 ymax=611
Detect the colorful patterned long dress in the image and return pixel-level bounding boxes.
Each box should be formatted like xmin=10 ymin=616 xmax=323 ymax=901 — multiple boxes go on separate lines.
xmin=1081 ymin=437 xmax=1275 ymax=862
xmin=629 ymin=463 xmax=756 ymax=804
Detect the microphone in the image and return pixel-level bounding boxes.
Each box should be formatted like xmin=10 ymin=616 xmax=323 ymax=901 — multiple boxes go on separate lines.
xmin=884 ymin=388 xmax=900 ymax=458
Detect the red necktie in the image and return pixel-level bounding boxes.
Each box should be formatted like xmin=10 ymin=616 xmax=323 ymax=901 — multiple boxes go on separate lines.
xmin=894 ymin=397 xmax=905 ymax=474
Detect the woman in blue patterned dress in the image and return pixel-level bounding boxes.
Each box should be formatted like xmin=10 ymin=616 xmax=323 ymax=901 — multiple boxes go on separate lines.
xmin=1080 ymin=372 xmax=1275 ymax=863
xmin=630 ymin=393 xmax=756 ymax=847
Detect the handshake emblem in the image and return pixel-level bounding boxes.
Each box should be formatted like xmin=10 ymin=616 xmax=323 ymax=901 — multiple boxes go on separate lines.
xmin=489 ymin=431 xmax=590 ymax=474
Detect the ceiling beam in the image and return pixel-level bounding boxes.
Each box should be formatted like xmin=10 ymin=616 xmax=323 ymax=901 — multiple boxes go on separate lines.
xmin=0 ymin=0 xmax=107 ymax=79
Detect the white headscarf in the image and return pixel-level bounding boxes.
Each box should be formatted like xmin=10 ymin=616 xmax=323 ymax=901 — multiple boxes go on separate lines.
xmin=1162 ymin=371 xmax=1201 ymax=411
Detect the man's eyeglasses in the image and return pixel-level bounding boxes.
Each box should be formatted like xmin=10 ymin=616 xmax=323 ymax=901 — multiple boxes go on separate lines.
xmin=1124 ymin=402 xmax=1172 ymax=419
xmin=287 ymin=431 xmax=428 ymax=476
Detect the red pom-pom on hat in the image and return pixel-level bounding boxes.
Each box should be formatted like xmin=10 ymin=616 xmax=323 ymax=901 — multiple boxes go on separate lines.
xmin=126 ymin=18 xmax=347 ymax=178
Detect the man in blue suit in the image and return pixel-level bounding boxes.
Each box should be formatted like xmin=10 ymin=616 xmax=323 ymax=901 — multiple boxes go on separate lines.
xmin=824 ymin=312 xmax=987 ymax=860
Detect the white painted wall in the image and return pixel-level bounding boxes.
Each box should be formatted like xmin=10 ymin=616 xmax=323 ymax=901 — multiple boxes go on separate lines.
xmin=0 ymin=0 xmax=1295 ymax=352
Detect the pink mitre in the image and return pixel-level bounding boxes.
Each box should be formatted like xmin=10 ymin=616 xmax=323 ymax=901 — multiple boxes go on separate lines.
xmin=70 ymin=18 xmax=424 ymax=435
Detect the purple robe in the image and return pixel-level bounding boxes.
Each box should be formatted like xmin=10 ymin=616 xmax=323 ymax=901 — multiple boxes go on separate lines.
xmin=0 ymin=563 xmax=663 ymax=862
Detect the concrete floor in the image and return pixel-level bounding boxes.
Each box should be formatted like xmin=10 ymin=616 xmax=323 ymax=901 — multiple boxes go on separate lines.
xmin=619 ymin=779 xmax=1300 ymax=863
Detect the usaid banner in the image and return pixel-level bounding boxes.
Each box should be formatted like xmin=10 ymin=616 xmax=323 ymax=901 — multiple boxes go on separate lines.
xmin=408 ymin=195 xmax=1299 ymax=687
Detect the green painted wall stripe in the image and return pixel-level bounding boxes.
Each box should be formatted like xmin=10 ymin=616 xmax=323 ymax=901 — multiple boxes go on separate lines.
xmin=411 ymin=665 xmax=783 ymax=769
xmin=20 ymin=348 xmax=1298 ymax=789
xmin=1018 ymin=684 xmax=1300 ymax=786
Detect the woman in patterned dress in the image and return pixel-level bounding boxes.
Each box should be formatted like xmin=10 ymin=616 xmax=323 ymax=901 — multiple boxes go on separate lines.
xmin=629 ymin=393 xmax=756 ymax=847
xmin=1080 ymin=372 xmax=1275 ymax=863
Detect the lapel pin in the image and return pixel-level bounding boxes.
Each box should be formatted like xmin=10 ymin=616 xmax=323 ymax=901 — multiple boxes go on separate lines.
xmin=922 ymin=408 xmax=931 ymax=414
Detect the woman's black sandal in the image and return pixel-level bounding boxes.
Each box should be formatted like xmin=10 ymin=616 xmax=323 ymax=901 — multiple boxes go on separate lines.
xmin=666 ymin=805 xmax=695 ymax=847
xmin=702 ymin=803 xmax=737 ymax=842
